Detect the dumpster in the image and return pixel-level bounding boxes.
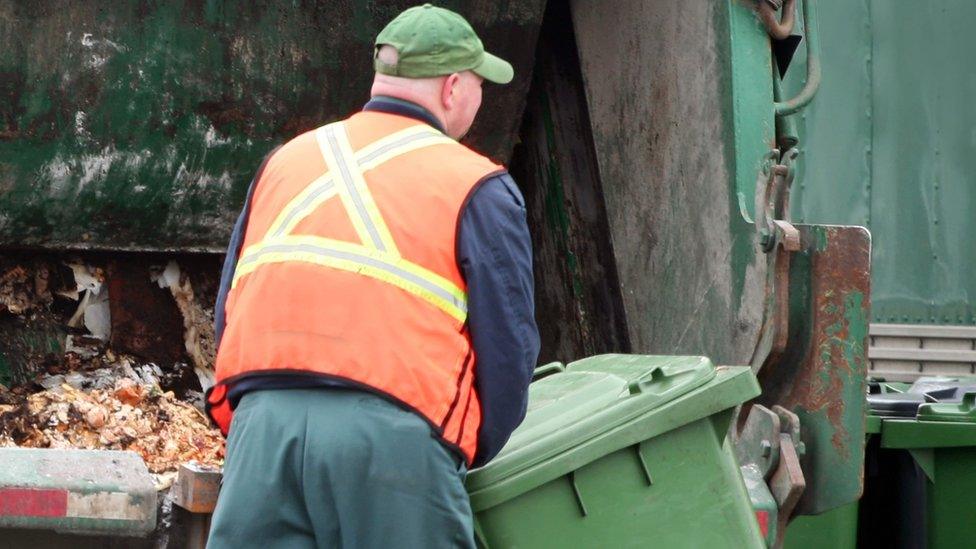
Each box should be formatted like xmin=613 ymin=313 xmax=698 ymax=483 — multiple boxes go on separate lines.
xmin=466 ymin=355 xmax=763 ymax=548
xmin=884 ymin=391 xmax=976 ymax=548
xmin=782 ymin=381 xmax=916 ymax=549
xmin=858 ymin=377 xmax=976 ymax=548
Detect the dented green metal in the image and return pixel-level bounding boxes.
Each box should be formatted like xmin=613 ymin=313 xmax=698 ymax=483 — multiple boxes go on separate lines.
xmin=0 ymin=1 xmax=544 ymax=252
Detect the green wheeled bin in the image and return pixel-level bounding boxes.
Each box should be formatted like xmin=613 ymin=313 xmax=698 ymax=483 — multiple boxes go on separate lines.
xmin=466 ymin=354 xmax=764 ymax=548
xmin=783 ymin=502 xmax=859 ymax=549
xmin=877 ymin=390 xmax=976 ymax=548
xmin=782 ymin=381 xmax=912 ymax=549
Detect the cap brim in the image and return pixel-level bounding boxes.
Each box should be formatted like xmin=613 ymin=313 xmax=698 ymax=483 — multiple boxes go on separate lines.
xmin=472 ymin=52 xmax=514 ymax=84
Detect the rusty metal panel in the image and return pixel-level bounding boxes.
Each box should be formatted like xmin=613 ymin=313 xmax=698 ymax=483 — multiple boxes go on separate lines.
xmin=755 ymin=224 xmax=871 ymax=514
xmin=0 ymin=1 xmax=544 ymax=252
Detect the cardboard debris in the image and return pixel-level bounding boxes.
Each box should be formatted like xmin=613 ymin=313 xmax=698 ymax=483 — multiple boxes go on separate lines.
xmin=154 ymin=261 xmax=216 ymax=390
xmin=66 ymin=262 xmax=111 ymax=340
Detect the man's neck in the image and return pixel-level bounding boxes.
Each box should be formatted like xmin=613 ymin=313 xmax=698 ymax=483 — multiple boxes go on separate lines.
xmin=364 ymin=95 xmax=448 ymax=135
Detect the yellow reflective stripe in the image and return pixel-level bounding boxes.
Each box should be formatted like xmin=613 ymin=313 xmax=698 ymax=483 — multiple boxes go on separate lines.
xmin=240 ymin=235 xmax=466 ymax=305
xmin=263 ymin=125 xmax=452 ymax=240
xmin=329 ymin=123 xmax=401 ymax=257
xmin=315 ymin=125 xmax=375 ymax=249
xmin=358 ymin=133 xmax=456 ymax=172
xmin=353 ymin=124 xmax=445 ymax=163
xmin=264 ymin=174 xmax=337 ymax=238
xmin=232 ymin=236 xmax=467 ymax=322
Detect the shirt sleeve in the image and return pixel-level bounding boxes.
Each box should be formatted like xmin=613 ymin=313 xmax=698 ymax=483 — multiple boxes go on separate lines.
xmin=458 ymin=172 xmax=540 ymax=467
xmin=214 ymin=149 xmax=278 ymax=346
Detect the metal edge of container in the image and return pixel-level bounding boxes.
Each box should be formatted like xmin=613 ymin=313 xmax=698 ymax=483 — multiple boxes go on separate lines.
xmin=467 ymin=366 xmax=760 ymax=512
xmin=879 ymin=421 xmax=976 ymax=450
xmin=0 ymin=448 xmax=157 ymax=536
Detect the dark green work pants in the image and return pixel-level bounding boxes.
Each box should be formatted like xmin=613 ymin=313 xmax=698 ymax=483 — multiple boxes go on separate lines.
xmin=207 ymin=388 xmax=475 ymax=548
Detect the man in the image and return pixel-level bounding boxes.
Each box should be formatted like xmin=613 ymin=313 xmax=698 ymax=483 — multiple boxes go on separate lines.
xmin=205 ymin=4 xmax=539 ymax=548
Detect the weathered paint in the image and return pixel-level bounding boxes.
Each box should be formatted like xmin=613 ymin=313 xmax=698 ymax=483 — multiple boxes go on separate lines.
xmin=0 ymin=447 xmax=156 ymax=535
xmin=755 ymin=224 xmax=870 ymax=515
xmin=0 ymin=1 xmax=545 ymax=252
xmin=788 ymin=0 xmax=976 ymax=326
xmin=728 ymin=0 xmax=777 ymax=221
xmin=567 ymin=0 xmax=769 ymax=365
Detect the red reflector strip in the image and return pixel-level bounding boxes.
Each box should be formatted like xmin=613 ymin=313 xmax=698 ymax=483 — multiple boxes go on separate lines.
xmin=755 ymin=510 xmax=770 ymax=537
xmin=0 ymin=488 xmax=68 ymax=518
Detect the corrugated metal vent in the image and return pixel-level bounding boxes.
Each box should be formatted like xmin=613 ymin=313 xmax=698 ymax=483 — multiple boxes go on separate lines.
xmin=869 ymin=324 xmax=976 ymax=381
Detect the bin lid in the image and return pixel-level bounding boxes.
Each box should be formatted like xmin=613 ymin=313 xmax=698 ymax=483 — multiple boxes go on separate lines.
xmin=466 ymin=355 xmax=758 ymax=505
xmin=917 ymin=392 xmax=976 ymax=423
xmin=867 ymin=393 xmax=927 ymax=418
xmin=867 ymin=379 xmax=913 ymax=395
xmin=565 ymin=354 xmax=714 ymax=393
xmin=499 ymin=355 xmax=715 ymax=455
xmin=908 ymin=377 xmax=976 ymax=403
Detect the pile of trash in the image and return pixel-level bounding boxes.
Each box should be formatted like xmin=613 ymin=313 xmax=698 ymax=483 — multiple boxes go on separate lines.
xmin=0 ymin=256 xmax=225 ymax=488
xmin=0 ymin=351 xmax=223 ymax=489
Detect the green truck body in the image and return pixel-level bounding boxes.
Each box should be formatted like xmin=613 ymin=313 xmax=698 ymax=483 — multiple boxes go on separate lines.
xmin=20 ymin=0 xmax=976 ymax=546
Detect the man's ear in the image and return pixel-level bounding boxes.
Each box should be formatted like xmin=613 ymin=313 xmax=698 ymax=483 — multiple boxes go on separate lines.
xmin=441 ymin=73 xmax=461 ymax=110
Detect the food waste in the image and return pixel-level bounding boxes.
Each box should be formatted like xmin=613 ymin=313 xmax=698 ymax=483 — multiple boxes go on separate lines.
xmin=0 ymin=353 xmax=224 ymax=488
xmin=0 ymin=257 xmax=224 ymax=489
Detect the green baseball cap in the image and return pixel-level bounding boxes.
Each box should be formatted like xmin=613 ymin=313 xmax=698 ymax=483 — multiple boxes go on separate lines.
xmin=374 ymin=4 xmax=514 ymax=84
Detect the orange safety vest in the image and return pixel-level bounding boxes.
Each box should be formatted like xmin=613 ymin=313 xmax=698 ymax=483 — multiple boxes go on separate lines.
xmin=207 ymin=110 xmax=503 ymax=464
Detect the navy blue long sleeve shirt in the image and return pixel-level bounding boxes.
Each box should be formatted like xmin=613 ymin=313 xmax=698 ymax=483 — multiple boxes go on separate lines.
xmin=213 ymin=97 xmax=540 ymax=467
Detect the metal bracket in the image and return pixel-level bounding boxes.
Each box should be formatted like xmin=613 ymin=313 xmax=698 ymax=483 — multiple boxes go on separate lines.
xmin=771 ymin=220 xmax=800 ymax=252
xmin=734 ymin=404 xmax=807 ymax=549
xmin=735 ymin=404 xmax=782 ymax=478
xmin=769 ymin=432 xmax=806 ymax=548
xmin=751 ymin=148 xmax=801 ymax=370
xmin=772 ymin=405 xmax=804 ymax=457
xmin=755 ymin=225 xmax=871 ymax=515
xmin=170 ymin=462 xmax=222 ymax=549
xmin=756 ymin=148 xmax=799 ymax=254
xmin=769 ymin=407 xmax=807 ymax=545
xmin=171 ymin=461 xmax=222 ymax=514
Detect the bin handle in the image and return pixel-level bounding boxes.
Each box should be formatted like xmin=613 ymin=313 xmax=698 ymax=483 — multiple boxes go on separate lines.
xmin=963 ymin=392 xmax=976 ymax=411
xmin=773 ymin=0 xmax=822 ymax=115
xmin=628 ymin=367 xmax=667 ymax=395
xmin=532 ymin=363 xmax=565 ymax=381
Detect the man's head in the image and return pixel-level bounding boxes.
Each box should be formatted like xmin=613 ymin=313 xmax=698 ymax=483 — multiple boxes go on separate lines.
xmin=370 ymin=4 xmax=513 ymax=139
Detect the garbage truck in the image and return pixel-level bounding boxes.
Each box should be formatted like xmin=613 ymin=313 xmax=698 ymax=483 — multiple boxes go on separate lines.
xmin=16 ymin=0 xmax=974 ymax=546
